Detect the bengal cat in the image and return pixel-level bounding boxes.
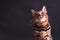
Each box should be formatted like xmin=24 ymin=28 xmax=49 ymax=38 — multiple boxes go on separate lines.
xmin=31 ymin=6 xmax=53 ymax=40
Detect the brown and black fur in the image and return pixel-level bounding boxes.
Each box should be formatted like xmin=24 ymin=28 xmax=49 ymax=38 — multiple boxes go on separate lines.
xmin=31 ymin=6 xmax=53 ymax=40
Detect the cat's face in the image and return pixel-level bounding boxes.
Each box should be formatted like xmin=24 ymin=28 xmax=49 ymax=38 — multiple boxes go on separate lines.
xmin=31 ymin=6 xmax=48 ymax=27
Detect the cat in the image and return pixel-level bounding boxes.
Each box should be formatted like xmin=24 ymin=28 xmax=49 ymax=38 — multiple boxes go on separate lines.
xmin=31 ymin=6 xmax=53 ymax=40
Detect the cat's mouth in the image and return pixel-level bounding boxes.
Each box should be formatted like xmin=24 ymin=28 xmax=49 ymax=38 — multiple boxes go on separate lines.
xmin=40 ymin=16 xmax=46 ymax=22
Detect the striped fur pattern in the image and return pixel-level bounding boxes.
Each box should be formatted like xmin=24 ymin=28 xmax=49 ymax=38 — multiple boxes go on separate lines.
xmin=31 ymin=6 xmax=53 ymax=40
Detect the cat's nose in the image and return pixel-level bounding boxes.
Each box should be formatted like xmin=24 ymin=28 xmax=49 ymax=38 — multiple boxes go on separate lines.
xmin=38 ymin=16 xmax=42 ymax=19
xmin=40 ymin=16 xmax=42 ymax=18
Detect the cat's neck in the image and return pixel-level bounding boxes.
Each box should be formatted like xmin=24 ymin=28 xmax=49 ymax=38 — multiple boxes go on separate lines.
xmin=34 ymin=23 xmax=51 ymax=32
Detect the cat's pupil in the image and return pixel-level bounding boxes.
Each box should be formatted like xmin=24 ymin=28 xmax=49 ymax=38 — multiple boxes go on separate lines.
xmin=36 ymin=14 xmax=40 ymax=16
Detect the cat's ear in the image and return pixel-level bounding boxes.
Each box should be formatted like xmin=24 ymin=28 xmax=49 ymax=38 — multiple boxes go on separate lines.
xmin=31 ymin=9 xmax=35 ymax=16
xmin=42 ymin=6 xmax=47 ymax=13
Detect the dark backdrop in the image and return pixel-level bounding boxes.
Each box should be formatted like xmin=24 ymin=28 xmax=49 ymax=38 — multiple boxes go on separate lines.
xmin=1 ymin=0 xmax=60 ymax=40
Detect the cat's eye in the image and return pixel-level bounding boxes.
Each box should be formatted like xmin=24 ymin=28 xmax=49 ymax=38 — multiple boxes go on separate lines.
xmin=36 ymin=14 xmax=40 ymax=16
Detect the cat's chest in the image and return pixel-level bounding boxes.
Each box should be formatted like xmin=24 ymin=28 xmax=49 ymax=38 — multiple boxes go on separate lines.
xmin=40 ymin=29 xmax=50 ymax=37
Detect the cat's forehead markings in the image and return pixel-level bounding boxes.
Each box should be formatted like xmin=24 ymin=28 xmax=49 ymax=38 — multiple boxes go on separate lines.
xmin=39 ymin=11 xmax=42 ymax=15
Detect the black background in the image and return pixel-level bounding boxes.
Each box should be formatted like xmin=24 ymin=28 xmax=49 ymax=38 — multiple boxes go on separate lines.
xmin=1 ymin=0 xmax=60 ymax=40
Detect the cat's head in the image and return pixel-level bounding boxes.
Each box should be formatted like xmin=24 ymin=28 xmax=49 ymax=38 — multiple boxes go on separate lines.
xmin=31 ymin=6 xmax=49 ymax=27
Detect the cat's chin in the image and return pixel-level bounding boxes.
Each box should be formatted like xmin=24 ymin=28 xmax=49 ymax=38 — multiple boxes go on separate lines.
xmin=35 ymin=21 xmax=48 ymax=27
xmin=40 ymin=18 xmax=46 ymax=22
